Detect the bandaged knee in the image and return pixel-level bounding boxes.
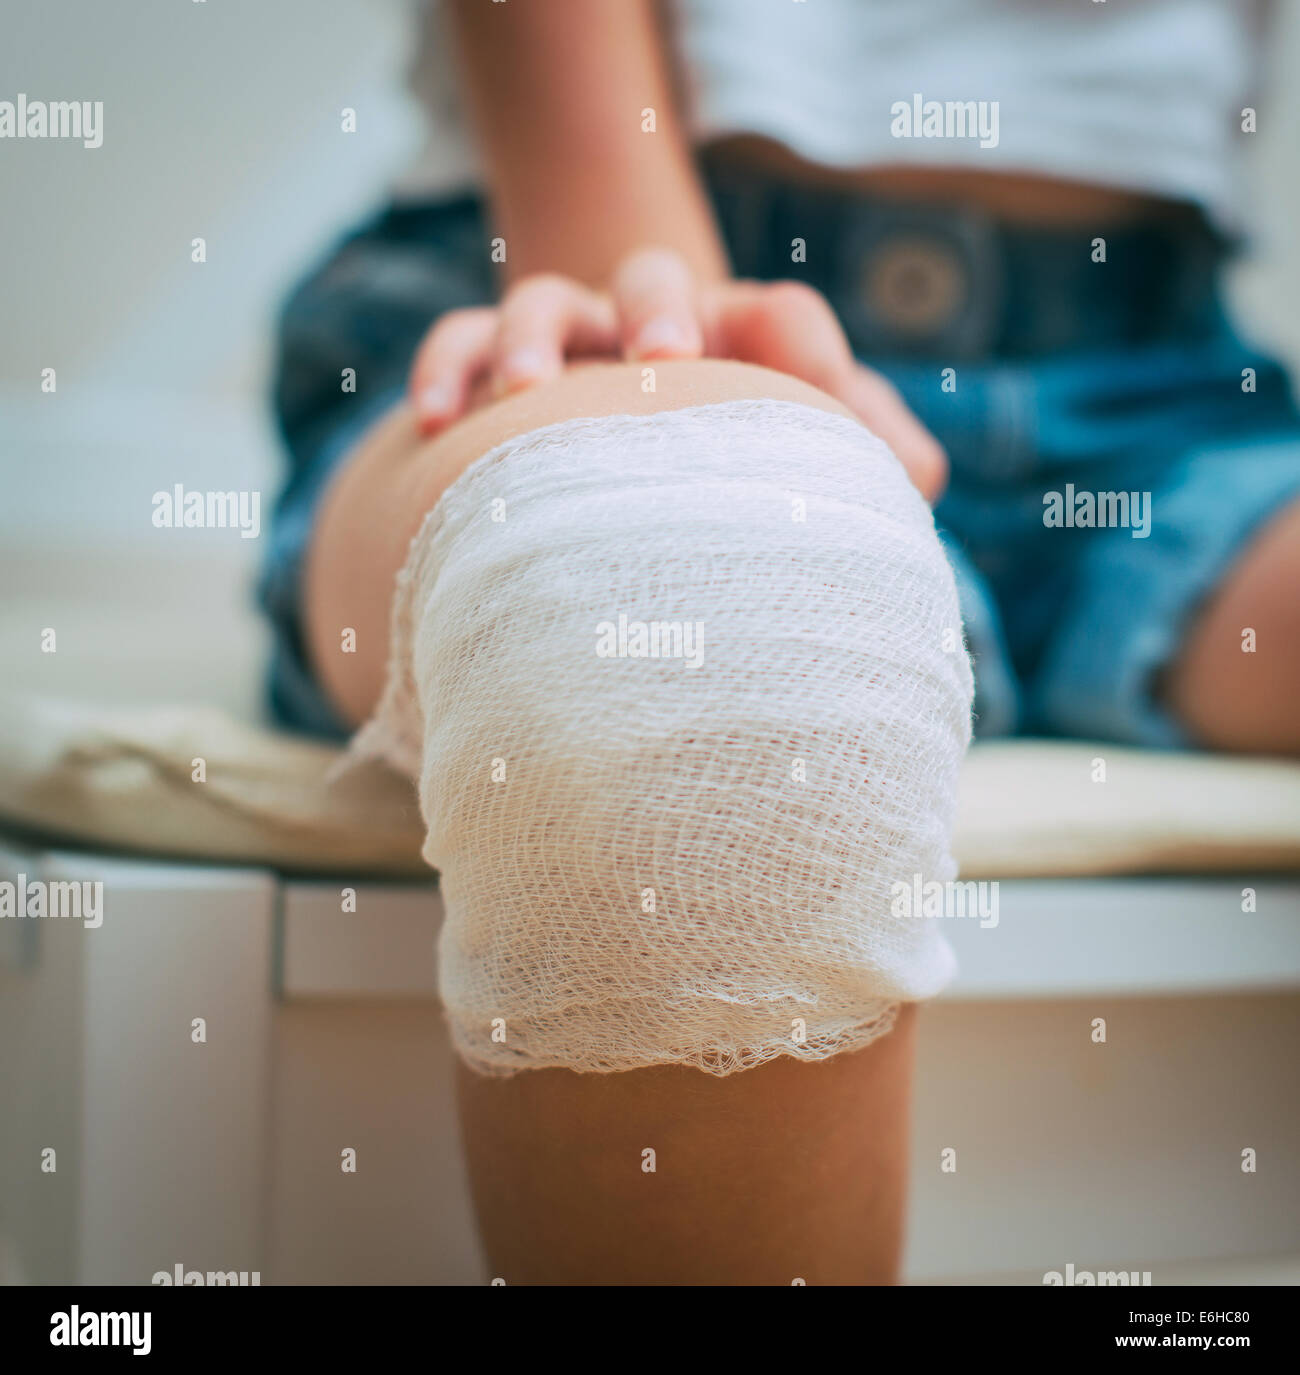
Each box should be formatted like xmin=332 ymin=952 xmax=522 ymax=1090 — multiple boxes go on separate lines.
xmin=355 ymin=399 xmax=973 ymax=1075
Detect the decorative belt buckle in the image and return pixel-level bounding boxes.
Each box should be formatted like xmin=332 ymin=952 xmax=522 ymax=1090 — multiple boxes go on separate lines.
xmin=837 ymin=204 xmax=1002 ymax=357
xmin=862 ymin=236 xmax=968 ymax=336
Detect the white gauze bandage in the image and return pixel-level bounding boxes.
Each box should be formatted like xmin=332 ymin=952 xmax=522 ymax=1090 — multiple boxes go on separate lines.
xmin=355 ymin=399 xmax=973 ymax=1076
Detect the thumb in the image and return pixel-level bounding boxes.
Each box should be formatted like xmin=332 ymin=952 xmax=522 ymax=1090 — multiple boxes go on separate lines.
xmin=840 ymin=366 xmax=949 ymax=505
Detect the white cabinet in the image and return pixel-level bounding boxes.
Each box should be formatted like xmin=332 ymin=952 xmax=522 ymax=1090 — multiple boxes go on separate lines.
xmin=3 ymin=851 xmax=1298 ymax=1285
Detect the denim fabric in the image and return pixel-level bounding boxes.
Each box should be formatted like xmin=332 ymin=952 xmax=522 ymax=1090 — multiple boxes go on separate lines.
xmin=261 ymin=169 xmax=1300 ymax=744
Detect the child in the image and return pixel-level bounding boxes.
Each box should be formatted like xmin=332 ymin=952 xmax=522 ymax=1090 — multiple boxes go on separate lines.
xmin=264 ymin=0 xmax=1300 ymax=757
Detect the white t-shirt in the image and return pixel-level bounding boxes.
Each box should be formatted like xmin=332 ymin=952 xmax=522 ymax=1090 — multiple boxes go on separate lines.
xmin=398 ymin=0 xmax=1266 ymax=232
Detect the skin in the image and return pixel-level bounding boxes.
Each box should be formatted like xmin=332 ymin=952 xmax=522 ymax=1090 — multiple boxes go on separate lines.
xmin=305 ymin=360 xmax=854 ymax=726
xmin=446 ymin=0 xmax=729 ymax=287
xmin=708 ymin=135 xmax=1201 ymax=227
xmin=455 ymin=1006 xmax=917 ymax=1286
xmin=306 ymin=360 xmax=919 ymax=1284
xmin=1162 ymin=498 xmax=1300 ymax=755
xmin=408 ymin=256 xmax=950 ymax=501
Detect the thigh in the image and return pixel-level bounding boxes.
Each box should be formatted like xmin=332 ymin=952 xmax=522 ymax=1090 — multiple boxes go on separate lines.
xmin=260 ymin=198 xmax=495 ymax=734
xmin=303 ymin=359 xmax=856 ymax=725
xmin=1162 ymin=489 xmax=1300 ymax=753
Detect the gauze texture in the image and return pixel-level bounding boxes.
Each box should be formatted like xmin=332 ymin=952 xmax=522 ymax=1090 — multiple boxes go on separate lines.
xmin=355 ymin=399 xmax=974 ymax=1075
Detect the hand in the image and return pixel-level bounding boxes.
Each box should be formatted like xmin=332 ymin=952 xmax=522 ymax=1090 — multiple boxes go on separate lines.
xmin=408 ymin=248 xmax=947 ymax=501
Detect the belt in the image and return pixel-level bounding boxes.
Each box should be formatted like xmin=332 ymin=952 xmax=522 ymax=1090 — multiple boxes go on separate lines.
xmin=702 ymin=159 xmax=1229 ymax=360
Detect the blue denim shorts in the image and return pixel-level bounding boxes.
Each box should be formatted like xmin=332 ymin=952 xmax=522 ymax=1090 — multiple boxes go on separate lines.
xmin=260 ymin=165 xmax=1300 ymax=746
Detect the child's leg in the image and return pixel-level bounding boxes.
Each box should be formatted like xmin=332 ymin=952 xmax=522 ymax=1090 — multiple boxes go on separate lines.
xmin=1162 ymin=497 xmax=1300 ymax=755
xmin=302 ymin=359 xmax=855 ymax=727
xmin=456 ymin=1008 xmax=916 ymax=1285
xmin=304 ymin=359 xmax=959 ymax=1284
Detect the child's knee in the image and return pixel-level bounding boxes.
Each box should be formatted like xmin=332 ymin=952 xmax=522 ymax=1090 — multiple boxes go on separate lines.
xmin=357 ymin=384 xmax=974 ymax=1077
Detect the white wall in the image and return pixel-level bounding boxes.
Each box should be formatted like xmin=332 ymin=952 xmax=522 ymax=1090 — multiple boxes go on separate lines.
xmin=1 ymin=0 xmax=421 ymax=714
xmin=1 ymin=0 xmax=420 ymax=397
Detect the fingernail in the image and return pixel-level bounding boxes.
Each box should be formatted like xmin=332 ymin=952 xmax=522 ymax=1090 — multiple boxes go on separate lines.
xmin=419 ymin=382 xmax=455 ymax=417
xmin=500 ymin=347 xmax=547 ymax=386
xmin=633 ymin=317 xmax=691 ymax=357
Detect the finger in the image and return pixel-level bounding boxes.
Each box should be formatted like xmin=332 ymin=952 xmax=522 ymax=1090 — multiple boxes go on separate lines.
xmin=712 ymin=281 xmax=948 ymax=501
xmin=409 ymin=307 xmax=498 ymax=433
xmin=709 ymin=279 xmax=857 ymax=393
xmin=490 ymin=275 xmax=619 ymax=395
xmin=612 ymin=247 xmax=704 ymax=360
xmin=840 ymin=366 xmax=949 ymax=503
